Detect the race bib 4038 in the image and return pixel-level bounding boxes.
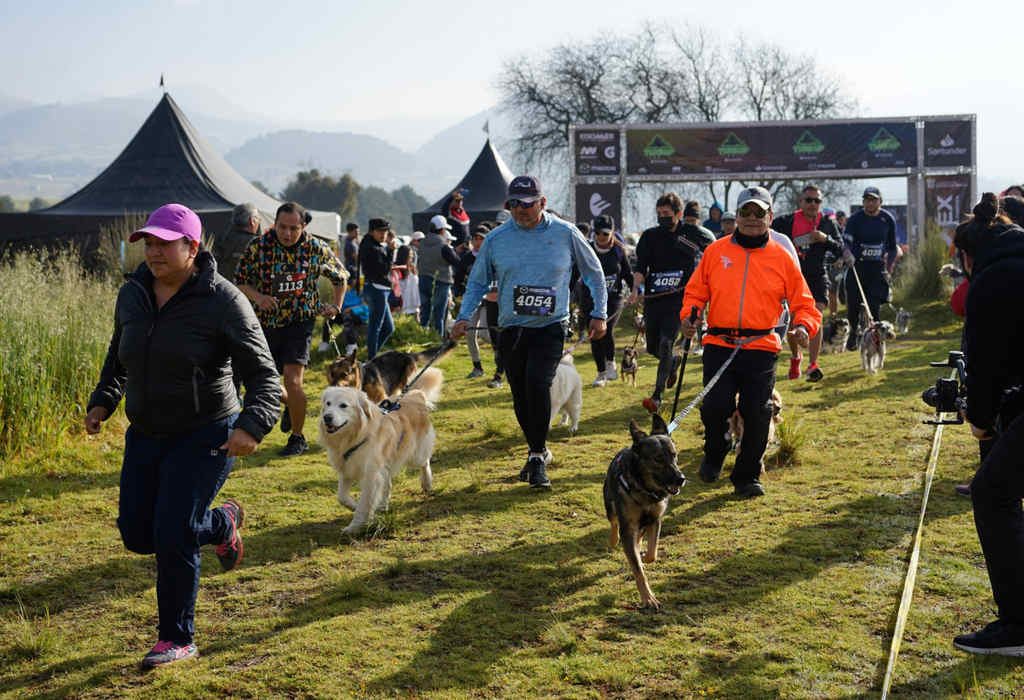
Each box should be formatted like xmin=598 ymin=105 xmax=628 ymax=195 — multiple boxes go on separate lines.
xmin=513 ymin=285 xmax=556 ymax=316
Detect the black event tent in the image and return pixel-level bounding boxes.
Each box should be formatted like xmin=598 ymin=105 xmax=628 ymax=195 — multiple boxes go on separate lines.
xmin=0 ymin=93 xmax=339 ymax=255
xmin=411 ymin=139 xmax=514 ymax=233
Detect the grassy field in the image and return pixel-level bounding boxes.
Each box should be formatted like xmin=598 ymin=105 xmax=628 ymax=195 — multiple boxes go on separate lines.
xmin=2 ymin=299 xmax=1023 ymax=698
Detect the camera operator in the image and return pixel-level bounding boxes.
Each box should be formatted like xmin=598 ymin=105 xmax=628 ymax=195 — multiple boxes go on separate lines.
xmin=951 ymin=193 xmax=1024 ymax=657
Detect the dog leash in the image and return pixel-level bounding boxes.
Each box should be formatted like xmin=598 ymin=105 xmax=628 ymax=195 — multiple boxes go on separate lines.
xmin=665 ymin=344 xmax=741 ymax=434
xmin=401 ymin=340 xmax=455 ymax=395
xmin=667 ymin=308 xmax=700 ymax=421
xmin=847 ymin=262 xmax=875 ymax=325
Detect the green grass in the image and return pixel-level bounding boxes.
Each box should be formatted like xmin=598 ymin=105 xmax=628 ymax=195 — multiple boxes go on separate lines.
xmin=2 ymin=299 xmax=1023 ymax=697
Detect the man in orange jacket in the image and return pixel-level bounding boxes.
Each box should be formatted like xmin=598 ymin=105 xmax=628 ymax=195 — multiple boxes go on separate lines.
xmin=681 ymin=186 xmax=822 ymax=497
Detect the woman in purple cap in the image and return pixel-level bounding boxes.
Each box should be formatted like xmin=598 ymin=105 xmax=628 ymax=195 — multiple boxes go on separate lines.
xmin=84 ymin=203 xmax=281 ymax=668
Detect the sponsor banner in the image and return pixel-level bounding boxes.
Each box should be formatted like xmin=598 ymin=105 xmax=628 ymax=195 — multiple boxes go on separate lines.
xmin=625 ymin=122 xmax=917 ymax=175
xmin=574 ymin=183 xmax=622 ymax=231
xmin=925 ymin=175 xmax=972 ymax=234
xmin=851 ymin=204 xmax=909 ymax=246
xmin=574 ymin=129 xmax=620 ymax=175
xmin=923 ymin=120 xmax=972 ymax=168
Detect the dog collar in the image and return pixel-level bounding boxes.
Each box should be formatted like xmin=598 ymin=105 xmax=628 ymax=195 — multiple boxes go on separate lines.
xmin=343 ymin=438 xmax=368 ymax=461
xmin=616 ymin=455 xmax=666 ymax=503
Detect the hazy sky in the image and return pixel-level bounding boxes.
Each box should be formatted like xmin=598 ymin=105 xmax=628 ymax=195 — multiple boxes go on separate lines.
xmin=2 ymin=0 xmax=1019 ymax=180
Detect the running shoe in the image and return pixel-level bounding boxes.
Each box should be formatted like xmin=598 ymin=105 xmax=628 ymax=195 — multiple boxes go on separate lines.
xmin=788 ymin=356 xmax=802 ymax=380
xmin=954 ymin=620 xmax=1024 ymax=656
xmin=215 ymin=498 xmax=245 ymax=572
xmin=467 ymin=365 xmax=485 ymax=379
xmin=279 ymin=433 xmax=308 ymax=457
xmin=140 ymin=641 xmax=198 ymax=668
xmin=806 ymin=364 xmax=823 ymax=382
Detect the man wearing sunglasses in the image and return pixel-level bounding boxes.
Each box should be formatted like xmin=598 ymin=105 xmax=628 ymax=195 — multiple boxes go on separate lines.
xmin=628 ymin=193 xmax=715 ymax=412
xmin=681 ymin=186 xmax=820 ymax=498
xmin=451 ymin=175 xmax=608 ymax=489
xmin=772 ymin=184 xmax=844 ymax=382
xmin=841 ymin=186 xmax=899 ymax=351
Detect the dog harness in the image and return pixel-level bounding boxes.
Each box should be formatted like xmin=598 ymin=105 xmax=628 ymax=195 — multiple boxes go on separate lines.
xmin=342 ymin=438 xmax=368 ymax=461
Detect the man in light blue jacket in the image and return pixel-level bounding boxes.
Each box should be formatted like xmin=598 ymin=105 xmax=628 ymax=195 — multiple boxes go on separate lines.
xmin=452 ymin=175 xmax=608 ymax=489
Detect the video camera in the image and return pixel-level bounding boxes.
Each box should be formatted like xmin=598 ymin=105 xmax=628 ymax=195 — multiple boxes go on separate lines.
xmin=922 ymin=351 xmax=967 ymax=425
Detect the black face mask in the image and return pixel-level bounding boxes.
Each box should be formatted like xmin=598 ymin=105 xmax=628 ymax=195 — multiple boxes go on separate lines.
xmin=658 ymin=216 xmax=675 ymax=230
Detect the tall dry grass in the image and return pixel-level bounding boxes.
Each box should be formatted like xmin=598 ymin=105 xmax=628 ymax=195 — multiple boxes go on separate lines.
xmin=894 ymin=223 xmax=951 ymax=303
xmin=0 ymin=250 xmax=117 ymax=465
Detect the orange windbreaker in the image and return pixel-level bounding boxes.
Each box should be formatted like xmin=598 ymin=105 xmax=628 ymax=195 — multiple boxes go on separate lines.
xmin=681 ymin=235 xmax=821 ymax=354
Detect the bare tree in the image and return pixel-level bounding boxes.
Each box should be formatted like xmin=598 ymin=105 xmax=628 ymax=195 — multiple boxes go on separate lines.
xmin=734 ymin=42 xmax=854 ymax=121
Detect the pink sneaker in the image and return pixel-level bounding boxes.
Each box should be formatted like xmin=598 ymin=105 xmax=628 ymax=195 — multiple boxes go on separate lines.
xmin=215 ymin=498 xmax=245 ymax=572
xmin=140 ymin=640 xmax=198 ymax=668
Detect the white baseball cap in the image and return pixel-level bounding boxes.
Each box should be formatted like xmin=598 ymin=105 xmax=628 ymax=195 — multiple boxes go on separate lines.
xmin=410 ymin=230 xmax=425 ymax=240
xmin=429 ymin=214 xmax=452 ymax=232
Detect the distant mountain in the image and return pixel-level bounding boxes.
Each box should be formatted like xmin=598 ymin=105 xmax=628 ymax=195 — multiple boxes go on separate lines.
xmin=225 ymin=130 xmax=426 ymax=197
xmin=415 ymin=106 xmax=522 ymax=188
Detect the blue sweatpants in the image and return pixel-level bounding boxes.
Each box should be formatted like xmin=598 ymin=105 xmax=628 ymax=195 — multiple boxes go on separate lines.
xmin=117 ymin=415 xmax=236 ymax=645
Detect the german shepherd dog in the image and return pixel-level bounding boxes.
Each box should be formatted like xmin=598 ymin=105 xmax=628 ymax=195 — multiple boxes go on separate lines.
xmin=620 ymin=346 xmax=639 ymax=387
xmin=326 ymin=340 xmax=455 ymax=403
xmin=603 ymin=414 xmax=686 ymax=610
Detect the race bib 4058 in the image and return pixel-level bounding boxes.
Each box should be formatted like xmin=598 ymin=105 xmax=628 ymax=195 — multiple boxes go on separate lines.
xmin=648 ymin=270 xmax=684 ymax=291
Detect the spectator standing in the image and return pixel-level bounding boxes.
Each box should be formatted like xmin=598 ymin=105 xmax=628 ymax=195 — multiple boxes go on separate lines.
xmin=951 ymin=194 xmax=1024 ymax=656
xmin=343 ymin=222 xmax=361 ymax=289
xmin=212 ymin=203 xmax=261 ymax=281
xmin=418 ymin=215 xmax=460 ymax=336
xmin=85 ymin=204 xmax=280 ymax=667
xmin=440 ymin=189 xmax=471 ymax=248
xmin=235 ymin=202 xmax=348 ymax=457
xmin=397 ymin=231 xmax=423 ymax=317
xmin=841 ymin=186 xmax=898 ymax=350
xmin=772 ymin=184 xmax=844 ymax=381
xmin=719 ymin=210 xmax=737 ymax=239
xmin=359 ymin=218 xmax=397 ymax=358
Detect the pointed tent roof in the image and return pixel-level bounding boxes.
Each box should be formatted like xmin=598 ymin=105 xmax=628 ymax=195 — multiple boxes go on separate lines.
xmin=423 ymin=139 xmax=515 ymax=214
xmin=37 ymin=93 xmax=338 ymax=237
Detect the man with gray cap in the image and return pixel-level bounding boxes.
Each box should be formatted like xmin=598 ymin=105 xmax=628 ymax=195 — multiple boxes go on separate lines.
xmin=681 ymin=186 xmax=820 ymax=498
xmin=451 ymin=175 xmax=608 ymax=489
xmin=212 ymin=203 xmax=261 ymax=280
xmin=841 ymin=186 xmax=898 ymax=350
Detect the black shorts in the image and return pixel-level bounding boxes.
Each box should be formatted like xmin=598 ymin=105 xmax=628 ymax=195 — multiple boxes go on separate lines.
xmin=805 ymin=276 xmax=829 ymax=306
xmin=263 ymin=319 xmax=315 ymax=372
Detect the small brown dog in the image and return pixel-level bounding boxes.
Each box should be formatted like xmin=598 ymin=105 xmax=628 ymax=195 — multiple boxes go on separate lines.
xmin=326 ymin=341 xmax=454 ymax=403
xmin=603 ymin=414 xmax=686 ymax=610
xmin=620 ymin=346 xmax=639 ymax=387
xmin=726 ymin=389 xmax=783 ymax=461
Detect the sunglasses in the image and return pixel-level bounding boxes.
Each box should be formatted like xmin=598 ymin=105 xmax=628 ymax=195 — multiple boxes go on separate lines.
xmin=738 ymin=205 xmax=769 ymax=219
xmin=803 ymin=197 xmax=822 ymax=204
xmin=508 ymin=199 xmax=539 ymax=209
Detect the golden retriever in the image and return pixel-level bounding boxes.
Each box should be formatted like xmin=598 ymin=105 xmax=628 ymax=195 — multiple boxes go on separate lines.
xmin=318 ymin=369 xmax=443 ymax=534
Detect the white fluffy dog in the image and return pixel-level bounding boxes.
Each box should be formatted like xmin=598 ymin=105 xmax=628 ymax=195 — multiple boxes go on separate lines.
xmin=318 ymin=369 xmax=442 ymax=534
xmin=550 ymin=354 xmax=583 ymax=434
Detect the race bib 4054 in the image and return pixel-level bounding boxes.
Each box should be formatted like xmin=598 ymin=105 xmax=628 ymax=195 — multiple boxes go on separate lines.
xmin=513 ymin=285 xmax=556 ymax=316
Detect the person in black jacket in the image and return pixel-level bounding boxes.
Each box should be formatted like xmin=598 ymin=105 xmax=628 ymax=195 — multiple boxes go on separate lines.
xmin=629 ymin=193 xmax=715 ymax=412
xmin=359 ymin=218 xmax=396 ymax=358
xmin=84 ymin=204 xmax=280 ymax=669
xmin=582 ymin=214 xmax=632 ymax=386
xmin=951 ymin=194 xmax=1024 ymax=657
xmin=772 ymin=184 xmax=844 ymax=382
xmin=841 ymin=186 xmax=898 ymax=350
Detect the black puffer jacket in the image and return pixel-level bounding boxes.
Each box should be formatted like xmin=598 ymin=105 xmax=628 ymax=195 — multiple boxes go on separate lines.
xmin=88 ymin=251 xmax=281 ymax=440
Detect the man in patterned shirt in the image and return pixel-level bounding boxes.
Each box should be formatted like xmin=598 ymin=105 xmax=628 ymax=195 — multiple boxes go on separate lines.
xmin=236 ymin=201 xmax=348 ymax=456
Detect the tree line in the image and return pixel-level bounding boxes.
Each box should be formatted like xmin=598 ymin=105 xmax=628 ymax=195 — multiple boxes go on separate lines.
xmin=265 ymin=170 xmax=429 ymax=235
xmin=497 ymin=23 xmax=857 ymax=209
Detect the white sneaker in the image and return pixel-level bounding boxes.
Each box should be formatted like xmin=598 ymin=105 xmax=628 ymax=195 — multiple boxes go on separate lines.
xmin=592 ymin=373 xmax=607 ymax=388
xmin=604 ymin=361 xmax=618 ymax=381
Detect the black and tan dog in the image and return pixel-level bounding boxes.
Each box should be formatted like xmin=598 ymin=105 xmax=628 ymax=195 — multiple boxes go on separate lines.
xmin=603 ymin=414 xmax=686 ymax=610
xmin=620 ymin=346 xmax=639 ymax=387
xmin=326 ymin=340 xmax=455 ymax=403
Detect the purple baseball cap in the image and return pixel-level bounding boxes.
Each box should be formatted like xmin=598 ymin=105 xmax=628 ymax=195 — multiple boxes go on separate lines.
xmin=507 ymin=175 xmax=543 ymax=203
xmin=129 ymin=203 xmax=202 ymax=243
